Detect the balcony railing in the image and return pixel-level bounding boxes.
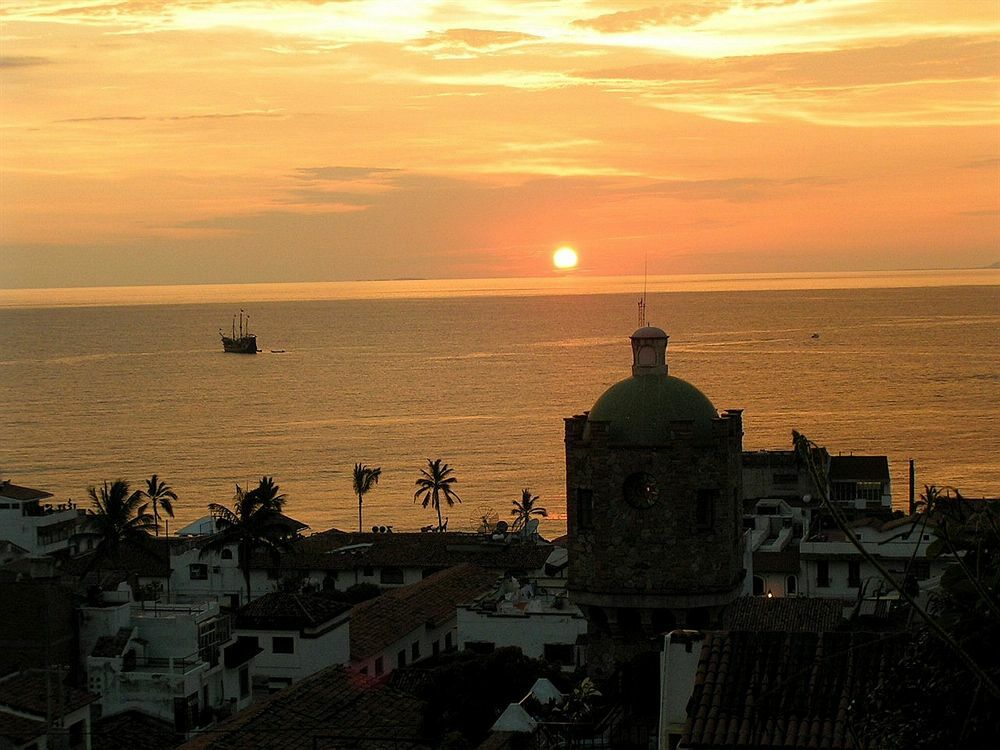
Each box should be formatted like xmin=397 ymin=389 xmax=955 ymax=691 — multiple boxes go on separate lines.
xmin=121 ymin=654 xmax=204 ymax=675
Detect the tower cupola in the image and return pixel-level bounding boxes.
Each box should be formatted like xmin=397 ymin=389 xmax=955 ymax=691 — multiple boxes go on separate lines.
xmin=630 ymin=325 xmax=669 ymax=376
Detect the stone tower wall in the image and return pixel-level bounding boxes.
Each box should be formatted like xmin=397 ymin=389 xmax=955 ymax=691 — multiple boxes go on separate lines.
xmin=566 ymin=410 xmax=745 ymax=604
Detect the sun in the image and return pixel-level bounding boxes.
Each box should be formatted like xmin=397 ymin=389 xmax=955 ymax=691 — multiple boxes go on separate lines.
xmin=553 ymin=246 xmax=578 ymax=270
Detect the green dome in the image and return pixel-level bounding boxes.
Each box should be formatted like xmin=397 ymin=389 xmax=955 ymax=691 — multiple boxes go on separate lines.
xmin=588 ymin=374 xmax=718 ymax=444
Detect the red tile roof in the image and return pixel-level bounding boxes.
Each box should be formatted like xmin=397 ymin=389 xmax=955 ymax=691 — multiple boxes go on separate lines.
xmin=0 ymin=711 xmax=45 ymax=745
xmin=829 ymin=456 xmax=890 ymax=483
xmin=92 ymin=710 xmax=177 ymax=750
xmin=683 ymin=630 xmax=905 ymax=749
xmin=236 ymin=592 xmax=351 ymax=631
xmin=725 ymin=597 xmax=848 ymax=632
xmin=177 ymin=665 xmax=428 ymax=749
xmin=351 ymin=563 xmax=497 ymax=661
xmin=283 ymin=530 xmax=552 ymax=574
xmin=0 ymin=483 xmax=53 ymax=502
xmin=0 ymin=670 xmax=97 ymax=716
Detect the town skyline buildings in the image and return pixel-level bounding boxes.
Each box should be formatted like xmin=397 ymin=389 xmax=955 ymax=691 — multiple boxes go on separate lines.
xmin=3 ymin=0 xmax=998 ymax=289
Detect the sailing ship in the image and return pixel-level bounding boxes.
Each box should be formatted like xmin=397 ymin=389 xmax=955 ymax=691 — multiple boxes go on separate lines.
xmin=220 ymin=310 xmax=258 ymax=354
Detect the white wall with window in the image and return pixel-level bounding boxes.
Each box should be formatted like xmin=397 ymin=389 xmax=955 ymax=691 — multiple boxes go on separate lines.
xmin=457 ymin=594 xmax=588 ymax=671
xmin=800 ymin=516 xmax=947 ymax=599
xmin=233 ymin=617 xmax=350 ymax=689
xmin=351 ymin=621 xmax=456 ymax=680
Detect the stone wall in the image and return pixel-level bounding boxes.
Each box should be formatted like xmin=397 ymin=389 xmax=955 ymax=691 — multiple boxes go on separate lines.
xmin=566 ymin=410 xmax=745 ymax=606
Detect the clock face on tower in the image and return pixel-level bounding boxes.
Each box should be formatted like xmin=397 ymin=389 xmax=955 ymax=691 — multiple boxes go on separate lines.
xmin=623 ymin=472 xmax=659 ymax=509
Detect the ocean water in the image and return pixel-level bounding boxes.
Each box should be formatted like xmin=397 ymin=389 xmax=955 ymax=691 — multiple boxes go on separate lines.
xmin=1 ymin=271 xmax=997 ymax=537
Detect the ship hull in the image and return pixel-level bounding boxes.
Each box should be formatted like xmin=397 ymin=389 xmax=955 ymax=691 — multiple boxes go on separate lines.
xmin=221 ymin=335 xmax=257 ymax=354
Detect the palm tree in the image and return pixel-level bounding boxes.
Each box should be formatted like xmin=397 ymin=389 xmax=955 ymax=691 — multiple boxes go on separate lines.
xmin=203 ymin=476 xmax=293 ymax=604
xmin=139 ymin=474 xmax=177 ymax=536
xmin=76 ymin=479 xmax=157 ymax=578
xmin=414 ymin=459 xmax=462 ymax=532
xmin=510 ymin=488 xmax=547 ymax=535
xmin=353 ymin=463 xmax=382 ymax=533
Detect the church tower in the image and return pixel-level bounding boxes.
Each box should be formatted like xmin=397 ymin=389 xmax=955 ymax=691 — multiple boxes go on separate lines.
xmin=565 ymin=326 xmax=746 ymax=676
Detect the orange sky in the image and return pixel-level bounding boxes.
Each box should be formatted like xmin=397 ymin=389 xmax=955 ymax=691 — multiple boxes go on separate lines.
xmin=2 ymin=0 xmax=998 ymax=287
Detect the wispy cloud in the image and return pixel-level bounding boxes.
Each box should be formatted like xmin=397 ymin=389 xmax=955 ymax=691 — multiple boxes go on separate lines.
xmin=296 ymin=166 xmax=401 ymax=181
xmin=55 ymin=109 xmax=286 ymax=123
xmin=408 ymin=28 xmax=542 ymax=58
xmin=958 ymin=158 xmax=1000 ymax=170
xmin=0 ymin=55 xmax=51 ymax=67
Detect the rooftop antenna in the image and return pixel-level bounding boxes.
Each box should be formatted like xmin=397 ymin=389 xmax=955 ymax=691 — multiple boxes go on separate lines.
xmin=637 ymin=252 xmax=648 ymax=327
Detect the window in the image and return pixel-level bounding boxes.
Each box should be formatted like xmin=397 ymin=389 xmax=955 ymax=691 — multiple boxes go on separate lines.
xmin=696 ymin=489 xmax=718 ymax=531
xmin=847 ymin=561 xmax=861 ymax=588
xmin=444 ymin=632 xmax=453 ymax=651
xmin=911 ymin=560 xmax=931 ymax=580
xmin=411 ymin=641 xmax=420 ymax=661
xmin=575 ymin=488 xmax=593 ymax=530
xmin=543 ymin=643 xmax=574 ymax=666
xmin=432 ymin=640 xmax=440 ymax=657
xmin=397 ymin=649 xmax=407 ymax=669
xmin=221 ymin=548 xmax=233 ymax=560
xmin=817 ymin=560 xmax=830 ymax=588
xmin=363 ymin=566 xmax=375 ymax=577
xmin=786 ymin=575 xmax=798 ymax=595
xmin=239 ymin=666 xmax=250 ymax=698
xmin=380 ymin=567 xmax=404 ymax=585
xmin=189 ymin=563 xmax=208 ymax=580
xmin=752 ymin=576 xmax=765 ymax=596
xmin=773 ymin=473 xmax=798 ymax=485
xmin=374 ymin=656 xmax=384 ymax=676
xmin=272 ymin=636 xmax=294 ymax=654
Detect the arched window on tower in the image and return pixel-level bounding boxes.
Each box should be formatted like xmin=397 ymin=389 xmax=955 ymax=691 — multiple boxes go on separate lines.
xmin=752 ymin=576 xmax=765 ymax=596
xmin=786 ymin=575 xmax=798 ymax=595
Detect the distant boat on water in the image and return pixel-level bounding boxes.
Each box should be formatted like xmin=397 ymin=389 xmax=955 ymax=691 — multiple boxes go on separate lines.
xmin=220 ymin=310 xmax=258 ymax=354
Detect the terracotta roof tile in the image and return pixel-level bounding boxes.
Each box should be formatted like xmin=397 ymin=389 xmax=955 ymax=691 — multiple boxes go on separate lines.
xmin=274 ymin=531 xmax=551 ymax=574
xmin=726 ymin=597 xmax=847 ymax=632
xmin=177 ymin=665 xmax=429 ymax=749
xmin=0 ymin=711 xmax=45 ymax=745
xmin=351 ymin=563 xmax=497 ymax=660
xmin=236 ymin=592 xmax=351 ymax=631
xmin=92 ymin=710 xmax=177 ymax=750
xmin=828 ymin=456 xmax=889 ymax=483
xmin=0 ymin=483 xmax=53 ymax=502
xmin=0 ymin=670 xmax=97 ymax=716
xmin=683 ymin=631 xmax=905 ymax=749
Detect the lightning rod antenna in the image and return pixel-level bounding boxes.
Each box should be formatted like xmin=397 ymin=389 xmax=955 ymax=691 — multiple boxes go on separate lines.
xmin=637 ymin=252 xmax=648 ymax=327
